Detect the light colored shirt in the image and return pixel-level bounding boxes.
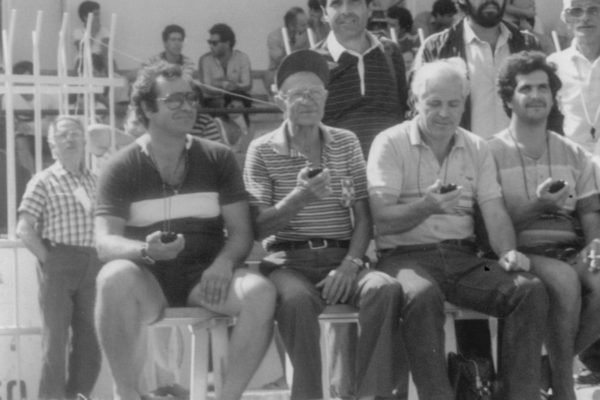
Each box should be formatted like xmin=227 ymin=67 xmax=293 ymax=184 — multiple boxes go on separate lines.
xmin=73 ymin=26 xmax=110 ymax=56
xmin=548 ymin=43 xmax=600 ymax=153
xmin=489 ymin=129 xmax=600 ymax=247
xmin=367 ymin=118 xmax=502 ymax=249
xmin=244 ymin=122 xmax=367 ymax=250
xmin=198 ymin=50 xmax=252 ymax=98
xmin=464 ymin=21 xmax=512 ymax=140
xmin=19 ymin=162 xmax=97 ymax=247
xmin=326 ymin=31 xmax=384 ymax=96
xmin=144 ymin=52 xmax=196 ymax=78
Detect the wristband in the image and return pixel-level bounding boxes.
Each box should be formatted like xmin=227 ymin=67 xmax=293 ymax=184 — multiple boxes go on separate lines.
xmin=140 ymin=243 xmax=156 ymax=265
xmin=344 ymin=255 xmax=364 ymax=268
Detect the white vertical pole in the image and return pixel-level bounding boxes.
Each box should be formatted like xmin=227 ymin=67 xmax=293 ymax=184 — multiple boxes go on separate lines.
xmin=107 ymin=13 xmax=117 ymax=153
xmin=32 ymin=10 xmax=43 ymax=173
xmin=83 ymin=12 xmax=94 ymax=125
xmin=552 ymin=31 xmax=561 ymax=52
xmin=281 ymin=27 xmax=292 ymax=55
xmin=307 ymin=28 xmax=316 ymax=48
xmin=4 ymin=9 xmax=17 ymax=240
xmin=57 ymin=12 xmax=69 ymax=115
xmin=390 ymin=27 xmax=398 ymax=44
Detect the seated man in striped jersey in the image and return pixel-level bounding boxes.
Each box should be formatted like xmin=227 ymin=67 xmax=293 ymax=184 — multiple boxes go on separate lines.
xmin=244 ymin=49 xmax=402 ymax=400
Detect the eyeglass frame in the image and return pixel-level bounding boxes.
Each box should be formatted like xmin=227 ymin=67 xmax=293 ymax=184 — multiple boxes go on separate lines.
xmin=207 ymin=39 xmax=222 ymax=46
xmin=565 ymin=5 xmax=600 ymax=18
xmin=155 ymin=91 xmax=200 ymax=110
xmin=279 ymin=86 xmax=329 ymax=102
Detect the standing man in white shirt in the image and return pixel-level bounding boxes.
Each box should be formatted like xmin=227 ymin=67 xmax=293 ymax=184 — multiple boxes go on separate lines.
xmin=548 ymin=0 xmax=600 ymax=154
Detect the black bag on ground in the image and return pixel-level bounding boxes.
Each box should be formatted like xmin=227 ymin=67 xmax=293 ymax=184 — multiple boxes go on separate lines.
xmin=448 ymin=352 xmax=494 ymax=400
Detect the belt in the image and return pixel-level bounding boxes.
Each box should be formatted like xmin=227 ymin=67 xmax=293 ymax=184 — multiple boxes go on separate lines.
xmin=267 ymin=239 xmax=350 ymax=252
xmin=441 ymin=239 xmax=476 ymax=249
xmin=378 ymin=239 xmax=476 ymax=257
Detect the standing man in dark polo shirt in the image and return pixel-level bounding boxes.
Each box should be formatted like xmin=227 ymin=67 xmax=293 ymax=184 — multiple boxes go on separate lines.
xmin=314 ymin=0 xmax=407 ymax=157
xmin=17 ymin=115 xmax=101 ymax=400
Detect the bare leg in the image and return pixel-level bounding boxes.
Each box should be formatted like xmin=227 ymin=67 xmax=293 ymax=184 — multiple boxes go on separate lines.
xmin=95 ymin=260 xmax=167 ymax=400
xmin=573 ymin=255 xmax=600 ymax=354
xmin=529 ymin=255 xmax=580 ymax=400
xmin=188 ymin=269 xmax=276 ymax=400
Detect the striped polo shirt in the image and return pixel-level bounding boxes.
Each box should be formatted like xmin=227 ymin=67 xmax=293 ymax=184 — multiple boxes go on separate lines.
xmin=191 ymin=113 xmax=223 ymax=143
xmin=367 ymin=118 xmax=502 ymax=249
xmin=319 ymin=32 xmax=404 ymax=158
xmin=96 ymin=134 xmax=247 ymax=264
xmin=489 ymin=129 xmax=600 ymax=247
xmin=19 ymin=162 xmax=97 ymax=247
xmin=244 ymin=122 xmax=368 ymax=250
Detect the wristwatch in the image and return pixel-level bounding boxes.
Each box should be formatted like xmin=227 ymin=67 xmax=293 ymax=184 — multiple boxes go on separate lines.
xmin=344 ymin=255 xmax=365 ymax=269
xmin=140 ymin=243 xmax=156 ymax=265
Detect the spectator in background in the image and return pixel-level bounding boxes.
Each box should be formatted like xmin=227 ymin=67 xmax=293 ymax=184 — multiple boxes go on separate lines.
xmin=267 ymin=7 xmax=311 ymax=87
xmin=549 ymin=0 xmax=600 ymax=154
xmin=413 ymin=0 xmax=458 ymax=38
xmin=308 ymin=0 xmax=330 ymax=43
xmin=504 ymin=0 xmax=536 ymax=30
xmin=386 ymin=5 xmax=420 ymax=71
xmin=144 ymin=24 xmax=196 ymax=79
xmin=73 ymin=1 xmax=110 ymax=75
xmin=17 ymin=115 xmax=101 ymax=400
xmin=198 ymin=23 xmax=252 ymax=113
xmin=315 ymin=0 xmax=407 ymax=158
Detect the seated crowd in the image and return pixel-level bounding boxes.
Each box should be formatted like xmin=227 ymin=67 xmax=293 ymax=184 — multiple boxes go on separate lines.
xmin=10 ymin=0 xmax=600 ymax=400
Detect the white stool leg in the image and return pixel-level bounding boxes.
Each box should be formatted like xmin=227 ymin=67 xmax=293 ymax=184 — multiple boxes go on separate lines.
xmin=489 ymin=317 xmax=498 ymax=371
xmin=444 ymin=313 xmax=457 ymax=355
xmin=319 ymin=320 xmax=331 ymax=400
xmin=211 ymin=321 xmax=229 ymax=400
xmin=189 ymin=324 xmax=210 ymax=400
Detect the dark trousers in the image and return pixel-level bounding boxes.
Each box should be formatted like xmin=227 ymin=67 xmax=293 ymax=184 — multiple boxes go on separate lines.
xmin=37 ymin=243 xmax=102 ymax=400
xmin=580 ymin=339 xmax=600 ymax=372
xmin=377 ymin=243 xmax=548 ymax=400
xmin=262 ymin=247 xmax=403 ymax=400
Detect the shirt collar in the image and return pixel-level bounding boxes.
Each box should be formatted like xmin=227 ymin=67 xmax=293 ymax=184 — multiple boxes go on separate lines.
xmin=463 ymin=20 xmax=511 ymax=45
xmin=268 ymin=121 xmax=334 ymax=156
xmin=325 ymin=30 xmax=383 ymax=62
xmin=137 ymin=133 xmax=193 ymax=156
xmin=51 ymin=160 xmax=91 ymax=177
xmin=408 ymin=117 xmax=465 ymax=149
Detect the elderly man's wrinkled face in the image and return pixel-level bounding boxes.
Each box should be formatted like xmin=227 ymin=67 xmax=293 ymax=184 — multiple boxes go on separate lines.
xmin=464 ymin=0 xmax=507 ymax=28
xmin=564 ymin=0 xmax=600 ymax=41
xmin=278 ymin=72 xmax=328 ymax=127
xmin=52 ymin=119 xmax=85 ymax=161
xmin=416 ymin=74 xmax=466 ymax=140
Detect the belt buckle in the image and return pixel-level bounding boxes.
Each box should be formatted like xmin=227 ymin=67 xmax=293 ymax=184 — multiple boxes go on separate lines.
xmin=309 ymin=239 xmax=328 ymax=250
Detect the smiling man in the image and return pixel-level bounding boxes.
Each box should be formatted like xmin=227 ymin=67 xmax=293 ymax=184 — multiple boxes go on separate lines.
xmin=94 ymin=62 xmax=275 ymax=400
xmin=367 ymin=57 xmax=548 ymax=400
xmin=145 ymin=25 xmax=196 ymax=78
xmin=314 ymin=0 xmax=407 ymax=158
xmin=489 ymin=50 xmax=600 ymax=400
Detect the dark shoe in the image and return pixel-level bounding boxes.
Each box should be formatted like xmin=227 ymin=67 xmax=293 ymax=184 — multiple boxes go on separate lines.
xmin=575 ymin=369 xmax=600 ymax=386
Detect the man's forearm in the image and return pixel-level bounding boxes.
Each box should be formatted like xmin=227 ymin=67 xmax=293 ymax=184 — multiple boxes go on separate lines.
xmin=373 ymin=197 xmax=435 ymax=236
xmin=96 ymin=235 xmax=144 ymax=263
xmin=255 ymin=188 xmax=309 ymax=239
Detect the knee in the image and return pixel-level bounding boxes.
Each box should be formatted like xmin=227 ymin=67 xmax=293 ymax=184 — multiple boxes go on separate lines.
xmin=511 ymin=274 xmax=549 ymax=315
xmin=548 ymin=269 xmax=580 ymax=313
xmin=96 ymin=259 xmax=141 ymax=302
xmin=241 ymin=273 xmax=277 ymax=319
xmin=404 ymin=282 xmax=444 ymax=315
xmin=360 ymin=273 xmax=403 ymax=307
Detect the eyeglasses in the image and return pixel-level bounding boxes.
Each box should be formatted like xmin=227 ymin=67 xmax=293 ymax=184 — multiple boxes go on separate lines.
xmin=281 ymin=87 xmax=328 ymax=102
xmin=565 ymin=6 xmax=600 ymax=18
xmin=207 ymin=40 xmax=222 ymax=46
xmin=156 ymin=92 xmax=199 ymax=110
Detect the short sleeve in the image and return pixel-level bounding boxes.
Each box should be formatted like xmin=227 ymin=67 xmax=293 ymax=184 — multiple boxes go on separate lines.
xmin=18 ymin=173 xmax=47 ymax=221
xmin=217 ymin=148 xmax=247 ymax=205
xmin=367 ymin=129 xmax=404 ymax=198
xmin=243 ymin=140 xmax=272 ymax=207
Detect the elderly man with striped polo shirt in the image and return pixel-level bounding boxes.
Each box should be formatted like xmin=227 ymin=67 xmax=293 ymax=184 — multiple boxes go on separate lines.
xmin=244 ymin=49 xmax=402 ymax=400
xmin=17 ymin=115 xmax=101 ymax=400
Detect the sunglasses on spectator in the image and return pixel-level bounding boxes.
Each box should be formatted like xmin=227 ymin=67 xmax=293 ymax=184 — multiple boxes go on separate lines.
xmin=156 ymin=92 xmax=199 ymax=110
xmin=280 ymin=87 xmax=328 ymax=102
xmin=565 ymin=6 xmax=600 ymax=18
xmin=207 ymin=40 xmax=222 ymax=46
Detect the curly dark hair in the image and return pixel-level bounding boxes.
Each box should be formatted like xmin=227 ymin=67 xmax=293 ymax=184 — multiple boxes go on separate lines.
xmin=162 ymin=24 xmax=185 ymax=42
xmin=497 ymin=51 xmax=562 ymax=117
xmin=209 ymin=23 xmax=236 ymax=48
xmin=77 ymin=1 xmax=100 ymax=23
xmin=130 ymin=62 xmax=191 ymax=128
xmin=387 ymin=5 xmax=414 ymax=32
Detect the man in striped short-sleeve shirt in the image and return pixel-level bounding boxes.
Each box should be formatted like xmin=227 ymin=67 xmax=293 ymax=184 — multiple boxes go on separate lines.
xmin=244 ymin=49 xmax=402 ymax=400
xmin=16 ymin=115 xmax=101 ymax=400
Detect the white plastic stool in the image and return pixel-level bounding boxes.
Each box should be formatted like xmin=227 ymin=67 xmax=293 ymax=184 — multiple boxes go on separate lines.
xmin=318 ymin=304 xmax=360 ymax=400
xmin=152 ymin=307 xmax=233 ymax=400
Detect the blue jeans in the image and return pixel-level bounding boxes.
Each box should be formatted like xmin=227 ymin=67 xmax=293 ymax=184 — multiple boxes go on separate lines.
xmin=37 ymin=243 xmax=102 ymax=400
xmin=377 ymin=243 xmax=548 ymax=400
xmin=261 ymin=247 xmax=403 ymax=400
